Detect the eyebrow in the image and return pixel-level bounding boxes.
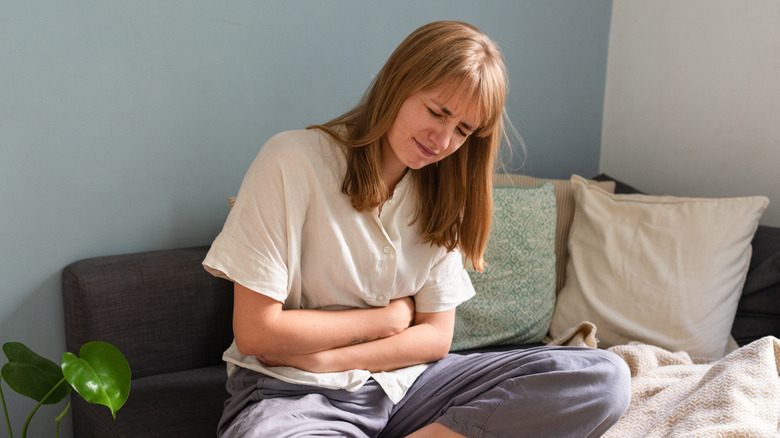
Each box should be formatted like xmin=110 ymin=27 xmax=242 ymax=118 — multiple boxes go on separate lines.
xmin=432 ymin=100 xmax=476 ymax=132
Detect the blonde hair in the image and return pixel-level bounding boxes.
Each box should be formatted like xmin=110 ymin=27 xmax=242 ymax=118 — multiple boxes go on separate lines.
xmin=311 ymin=21 xmax=508 ymax=271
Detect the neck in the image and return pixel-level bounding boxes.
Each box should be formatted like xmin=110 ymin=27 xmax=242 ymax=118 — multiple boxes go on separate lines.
xmin=383 ymin=167 xmax=408 ymax=197
xmin=380 ymin=139 xmax=408 ymax=194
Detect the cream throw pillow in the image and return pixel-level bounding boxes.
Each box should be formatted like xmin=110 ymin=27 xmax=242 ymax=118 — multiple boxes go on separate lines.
xmin=493 ymin=174 xmax=616 ymax=293
xmin=550 ymin=175 xmax=769 ymax=360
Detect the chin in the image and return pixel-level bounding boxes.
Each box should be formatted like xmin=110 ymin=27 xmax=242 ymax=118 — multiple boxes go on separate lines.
xmin=407 ymin=162 xmax=431 ymax=171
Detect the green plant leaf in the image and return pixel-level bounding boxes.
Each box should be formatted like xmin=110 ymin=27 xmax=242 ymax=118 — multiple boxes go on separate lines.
xmin=1 ymin=342 xmax=71 ymax=404
xmin=61 ymin=341 xmax=130 ymax=419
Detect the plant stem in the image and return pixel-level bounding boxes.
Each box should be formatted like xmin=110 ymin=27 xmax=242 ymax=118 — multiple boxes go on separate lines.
xmin=0 ymin=375 xmax=15 ymax=438
xmin=21 ymin=377 xmax=68 ymax=438
xmin=54 ymin=400 xmax=70 ymax=438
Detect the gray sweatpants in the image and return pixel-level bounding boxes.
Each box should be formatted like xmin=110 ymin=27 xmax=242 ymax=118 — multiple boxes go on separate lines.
xmin=218 ymin=346 xmax=631 ymax=437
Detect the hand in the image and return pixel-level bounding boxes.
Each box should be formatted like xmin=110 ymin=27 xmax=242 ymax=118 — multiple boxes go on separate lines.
xmin=385 ymin=296 xmax=415 ymax=335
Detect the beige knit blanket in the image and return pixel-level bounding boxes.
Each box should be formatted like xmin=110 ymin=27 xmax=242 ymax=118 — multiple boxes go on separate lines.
xmin=602 ymin=336 xmax=780 ymax=438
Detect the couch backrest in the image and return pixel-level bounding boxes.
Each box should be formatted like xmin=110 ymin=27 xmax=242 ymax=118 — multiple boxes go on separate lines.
xmin=62 ymin=246 xmax=234 ymax=379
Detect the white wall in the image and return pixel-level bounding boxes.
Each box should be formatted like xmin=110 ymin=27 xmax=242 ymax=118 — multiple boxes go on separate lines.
xmin=601 ymin=1 xmax=780 ymax=226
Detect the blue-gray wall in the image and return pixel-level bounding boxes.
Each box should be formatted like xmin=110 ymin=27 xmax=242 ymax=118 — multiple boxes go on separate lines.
xmin=0 ymin=1 xmax=611 ymax=435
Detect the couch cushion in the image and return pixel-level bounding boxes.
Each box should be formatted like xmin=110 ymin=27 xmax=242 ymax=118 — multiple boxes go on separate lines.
xmin=592 ymin=173 xmax=644 ymax=194
xmin=62 ymin=246 xmax=234 ymax=379
xmin=550 ymin=175 xmax=769 ymax=360
xmin=72 ymin=364 xmax=228 ymax=438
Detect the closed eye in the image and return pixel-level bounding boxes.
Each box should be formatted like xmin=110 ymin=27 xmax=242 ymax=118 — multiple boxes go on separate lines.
xmin=428 ymin=107 xmax=468 ymax=137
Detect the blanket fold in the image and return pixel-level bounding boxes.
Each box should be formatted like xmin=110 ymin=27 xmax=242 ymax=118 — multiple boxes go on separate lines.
xmin=602 ymin=336 xmax=780 ymax=438
xmin=545 ymin=321 xmax=599 ymax=348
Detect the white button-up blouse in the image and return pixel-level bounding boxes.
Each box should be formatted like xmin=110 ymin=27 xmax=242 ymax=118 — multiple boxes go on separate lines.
xmin=203 ymin=128 xmax=475 ymax=403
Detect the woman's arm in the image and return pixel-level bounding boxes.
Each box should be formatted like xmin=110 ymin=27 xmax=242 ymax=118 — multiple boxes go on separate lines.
xmin=256 ymin=308 xmax=456 ymax=373
xmin=232 ymin=282 xmax=415 ymax=357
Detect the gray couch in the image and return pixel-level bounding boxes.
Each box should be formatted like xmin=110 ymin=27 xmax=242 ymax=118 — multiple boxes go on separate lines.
xmin=62 ymin=178 xmax=780 ymax=437
xmin=62 ymin=246 xmax=233 ymax=437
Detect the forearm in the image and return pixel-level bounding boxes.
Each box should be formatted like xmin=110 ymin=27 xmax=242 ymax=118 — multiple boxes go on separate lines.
xmin=319 ymin=319 xmax=453 ymax=372
xmin=257 ymin=310 xmax=456 ymax=373
xmin=250 ymin=307 xmax=405 ymax=354
xmin=233 ymin=283 xmax=414 ymax=356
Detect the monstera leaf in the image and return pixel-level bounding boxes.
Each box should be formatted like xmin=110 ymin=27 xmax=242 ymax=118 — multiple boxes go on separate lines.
xmin=1 ymin=342 xmax=71 ymax=404
xmin=1 ymin=340 xmax=131 ymax=438
xmin=61 ymin=341 xmax=131 ymax=419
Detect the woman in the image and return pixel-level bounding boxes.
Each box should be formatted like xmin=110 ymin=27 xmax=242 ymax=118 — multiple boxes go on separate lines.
xmin=204 ymin=21 xmax=630 ymax=437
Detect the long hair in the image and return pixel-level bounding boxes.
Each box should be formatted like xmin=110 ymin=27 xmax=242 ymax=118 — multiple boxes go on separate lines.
xmin=311 ymin=21 xmax=508 ymax=272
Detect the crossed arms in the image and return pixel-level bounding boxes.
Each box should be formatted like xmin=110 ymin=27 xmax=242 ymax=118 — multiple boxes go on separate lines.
xmin=232 ymin=282 xmax=456 ymax=374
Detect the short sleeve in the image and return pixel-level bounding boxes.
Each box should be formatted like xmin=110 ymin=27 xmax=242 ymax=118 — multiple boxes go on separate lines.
xmin=413 ymin=250 xmax=476 ymax=313
xmin=203 ymin=132 xmax=309 ymax=303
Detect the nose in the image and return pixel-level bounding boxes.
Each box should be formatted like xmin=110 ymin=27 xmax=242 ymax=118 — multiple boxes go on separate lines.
xmin=429 ymin=123 xmax=452 ymax=153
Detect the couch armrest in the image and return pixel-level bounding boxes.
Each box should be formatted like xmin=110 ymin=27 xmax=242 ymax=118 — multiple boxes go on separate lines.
xmin=62 ymin=246 xmax=234 ymax=379
xmin=733 ymin=225 xmax=780 ymax=345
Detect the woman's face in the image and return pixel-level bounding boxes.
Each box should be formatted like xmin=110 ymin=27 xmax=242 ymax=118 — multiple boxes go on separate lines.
xmin=382 ymin=82 xmax=480 ymax=185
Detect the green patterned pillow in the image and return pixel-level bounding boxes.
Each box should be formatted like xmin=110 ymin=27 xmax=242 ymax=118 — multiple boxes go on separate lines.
xmin=451 ymin=183 xmax=557 ymax=351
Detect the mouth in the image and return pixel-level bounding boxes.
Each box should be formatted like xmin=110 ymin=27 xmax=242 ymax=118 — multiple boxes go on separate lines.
xmin=414 ymin=139 xmax=436 ymax=157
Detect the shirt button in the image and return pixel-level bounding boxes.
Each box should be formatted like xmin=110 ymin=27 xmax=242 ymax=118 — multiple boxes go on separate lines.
xmin=377 ymin=295 xmax=386 ymax=302
xmin=383 ymin=246 xmax=391 ymax=254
